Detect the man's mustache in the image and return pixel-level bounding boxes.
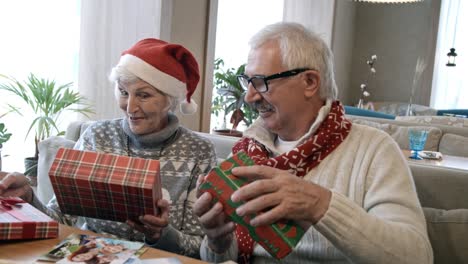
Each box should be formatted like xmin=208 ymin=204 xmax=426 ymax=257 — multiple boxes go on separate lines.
xmin=252 ymin=100 xmax=274 ymax=112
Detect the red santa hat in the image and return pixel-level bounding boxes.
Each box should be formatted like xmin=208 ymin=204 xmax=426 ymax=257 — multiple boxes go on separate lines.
xmin=117 ymin=38 xmax=200 ymax=114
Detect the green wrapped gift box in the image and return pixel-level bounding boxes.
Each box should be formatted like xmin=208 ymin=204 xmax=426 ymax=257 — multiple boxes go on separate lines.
xmin=198 ymin=152 xmax=305 ymax=259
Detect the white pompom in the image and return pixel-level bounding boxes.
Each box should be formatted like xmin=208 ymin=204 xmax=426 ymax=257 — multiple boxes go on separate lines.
xmin=180 ymin=99 xmax=197 ymax=115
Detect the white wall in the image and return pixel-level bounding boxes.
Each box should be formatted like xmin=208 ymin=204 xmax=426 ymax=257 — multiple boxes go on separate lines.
xmin=169 ymin=0 xmax=210 ymax=131
xmin=347 ymin=0 xmax=439 ymax=106
xmin=332 ymin=1 xmax=357 ymax=104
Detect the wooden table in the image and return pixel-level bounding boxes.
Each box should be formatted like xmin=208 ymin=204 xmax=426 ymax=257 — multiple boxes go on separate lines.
xmin=402 ymin=150 xmax=468 ymax=171
xmin=0 ymin=224 xmax=206 ymax=263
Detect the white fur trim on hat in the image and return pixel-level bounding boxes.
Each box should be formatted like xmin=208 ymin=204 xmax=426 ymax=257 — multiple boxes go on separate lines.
xmin=118 ymin=54 xmax=185 ymax=99
xmin=180 ymin=99 xmax=198 ymax=115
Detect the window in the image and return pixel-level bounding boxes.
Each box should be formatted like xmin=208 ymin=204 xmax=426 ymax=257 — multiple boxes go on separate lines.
xmin=0 ymin=0 xmax=80 ymax=172
xmin=431 ymin=0 xmax=467 ymax=109
xmin=210 ymin=0 xmax=284 ymax=132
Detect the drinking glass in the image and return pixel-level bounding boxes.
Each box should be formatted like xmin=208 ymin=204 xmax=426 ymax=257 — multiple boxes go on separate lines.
xmin=408 ymin=129 xmax=428 ymax=160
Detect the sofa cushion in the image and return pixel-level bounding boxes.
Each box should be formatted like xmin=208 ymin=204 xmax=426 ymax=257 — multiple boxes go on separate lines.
xmin=391 ymin=126 xmax=442 ymax=151
xmin=37 ymin=136 xmax=76 ymax=204
xmin=351 ymin=119 xmax=396 ymax=134
xmin=439 ymin=133 xmax=468 ymax=157
xmin=195 ymin=132 xmax=238 ymax=162
xmin=352 ymin=119 xmax=442 ymax=151
xmin=396 ymin=116 xmax=468 ymax=128
xmin=423 ymin=207 xmax=468 ymax=264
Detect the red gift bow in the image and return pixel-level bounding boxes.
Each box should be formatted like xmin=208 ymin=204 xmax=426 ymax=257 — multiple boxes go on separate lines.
xmin=0 ymin=197 xmax=25 ymax=210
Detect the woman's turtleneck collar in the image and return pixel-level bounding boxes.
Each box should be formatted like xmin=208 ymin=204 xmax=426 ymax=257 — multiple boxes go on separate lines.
xmin=121 ymin=113 xmax=180 ymax=149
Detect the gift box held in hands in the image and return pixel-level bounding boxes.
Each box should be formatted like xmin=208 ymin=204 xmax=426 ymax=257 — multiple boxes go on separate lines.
xmin=0 ymin=197 xmax=58 ymax=240
xmin=198 ymin=152 xmax=305 ymax=259
xmin=49 ymin=148 xmax=161 ymax=223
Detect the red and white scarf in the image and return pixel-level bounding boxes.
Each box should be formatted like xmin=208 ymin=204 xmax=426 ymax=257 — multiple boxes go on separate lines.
xmin=231 ymin=101 xmax=352 ymax=263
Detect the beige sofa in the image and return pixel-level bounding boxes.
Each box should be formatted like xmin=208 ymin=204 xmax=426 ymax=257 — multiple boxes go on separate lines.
xmin=37 ymin=120 xmax=468 ymax=264
xmin=348 ymin=115 xmax=468 ymax=157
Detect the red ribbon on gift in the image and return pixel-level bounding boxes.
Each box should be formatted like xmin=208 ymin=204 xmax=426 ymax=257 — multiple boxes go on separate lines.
xmin=0 ymin=197 xmax=38 ymax=239
xmin=0 ymin=197 xmax=26 ymax=210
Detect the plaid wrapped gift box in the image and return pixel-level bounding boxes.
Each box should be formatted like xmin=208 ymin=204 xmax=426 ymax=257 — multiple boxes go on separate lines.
xmin=0 ymin=197 xmax=58 ymax=240
xmin=198 ymin=152 xmax=305 ymax=259
xmin=49 ymin=148 xmax=161 ymax=223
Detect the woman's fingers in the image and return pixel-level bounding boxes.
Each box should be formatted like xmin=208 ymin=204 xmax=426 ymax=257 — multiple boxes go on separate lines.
xmin=139 ymin=214 xmax=169 ymax=227
xmin=193 ymin=192 xmax=214 ymax=217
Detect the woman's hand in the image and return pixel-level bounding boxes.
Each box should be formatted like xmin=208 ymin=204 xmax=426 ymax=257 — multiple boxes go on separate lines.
xmin=0 ymin=171 xmax=34 ymax=203
xmin=127 ymin=199 xmax=170 ymax=244
xmin=231 ymin=165 xmax=331 ymax=228
xmin=193 ymin=175 xmax=235 ymax=253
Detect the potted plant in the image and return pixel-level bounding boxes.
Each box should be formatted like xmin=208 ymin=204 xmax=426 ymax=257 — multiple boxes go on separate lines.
xmin=0 ymin=121 xmax=12 ymax=171
xmin=0 ymin=73 xmax=94 ymax=177
xmin=211 ymin=58 xmax=258 ymax=137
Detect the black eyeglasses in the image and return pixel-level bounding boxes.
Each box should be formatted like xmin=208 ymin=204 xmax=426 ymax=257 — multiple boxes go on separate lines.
xmin=237 ymin=68 xmax=310 ymax=93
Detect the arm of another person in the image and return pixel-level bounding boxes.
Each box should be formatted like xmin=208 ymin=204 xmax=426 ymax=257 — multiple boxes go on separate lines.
xmin=146 ymin=141 xmax=218 ymax=258
xmin=0 ymin=171 xmax=79 ymax=226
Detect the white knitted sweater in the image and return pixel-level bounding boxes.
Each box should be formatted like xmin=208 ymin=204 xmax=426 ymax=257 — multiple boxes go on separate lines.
xmin=200 ymin=101 xmax=433 ymax=263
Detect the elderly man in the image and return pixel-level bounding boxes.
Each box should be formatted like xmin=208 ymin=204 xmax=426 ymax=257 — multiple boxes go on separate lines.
xmin=194 ymin=22 xmax=433 ymax=263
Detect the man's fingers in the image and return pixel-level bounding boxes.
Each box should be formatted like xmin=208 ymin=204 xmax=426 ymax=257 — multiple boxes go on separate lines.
xmin=235 ymin=192 xmax=279 ymax=217
xmin=232 ymin=165 xmax=280 ymax=181
xmin=249 ymin=204 xmax=285 ymax=227
xmin=231 ymin=179 xmax=277 ymax=203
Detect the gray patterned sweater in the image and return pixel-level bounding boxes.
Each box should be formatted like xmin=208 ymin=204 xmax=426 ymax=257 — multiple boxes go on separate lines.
xmin=34 ymin=115 xmax=216 ymax=258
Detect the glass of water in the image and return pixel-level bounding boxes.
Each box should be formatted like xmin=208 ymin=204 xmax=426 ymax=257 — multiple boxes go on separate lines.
xmin=409 ymin=129 xmax=428 ymax=160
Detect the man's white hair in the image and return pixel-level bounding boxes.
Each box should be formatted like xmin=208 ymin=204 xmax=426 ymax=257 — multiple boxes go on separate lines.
xmin=248 ymin=22 xmax=338 ymax=100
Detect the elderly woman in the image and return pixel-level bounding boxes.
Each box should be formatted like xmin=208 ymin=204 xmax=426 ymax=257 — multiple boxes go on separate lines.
xmin=0 ymin=38 xmax=216 ymax=258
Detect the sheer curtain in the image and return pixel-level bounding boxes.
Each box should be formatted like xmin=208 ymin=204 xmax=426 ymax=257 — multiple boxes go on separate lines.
xmin=283 ymin=0 xmax=335 ymax=46
xmin=431 ymin=0 xmax=467 ymax=109
xmin=0 ymin=1 xmax=80 ymax=172
xmin=78 ymin=0 xmax=168 ymax=120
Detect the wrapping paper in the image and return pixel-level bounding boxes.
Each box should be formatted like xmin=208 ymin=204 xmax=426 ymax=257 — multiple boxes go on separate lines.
xmin=49 ymin=148 xmax=161 ymax=223
xmin=198 ymin=152 xmax=305 ymax=259
xmin=0 ymin=197 xmax=58 ymax=240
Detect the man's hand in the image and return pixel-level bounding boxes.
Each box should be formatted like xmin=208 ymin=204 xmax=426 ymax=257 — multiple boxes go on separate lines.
xmin=127 ymin=199 xmax=170 ymax=244
xmin=231 ymin=165 xmax=331 ymax=228
xmin=193 ymin=175 xmax=235 ymax=253
xmin=0 ymin=171 xmax=34 ymax=203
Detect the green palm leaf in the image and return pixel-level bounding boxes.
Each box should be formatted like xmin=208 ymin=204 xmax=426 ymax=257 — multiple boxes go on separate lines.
xmin=0 ymin=73 xmax=95 ymax=158
xmin=211 ymin=58 xmax=258 ymax=128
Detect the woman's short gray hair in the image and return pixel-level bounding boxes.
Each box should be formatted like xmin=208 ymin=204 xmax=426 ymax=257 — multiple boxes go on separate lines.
xmin=248 ymin=22 xmax=338 ymax=100
xmin=109 ymin=65 xmax=179 ymax=112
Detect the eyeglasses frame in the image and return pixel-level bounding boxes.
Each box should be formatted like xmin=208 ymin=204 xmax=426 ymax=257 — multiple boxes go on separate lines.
xmin=237 ymin=68 xmax=311 ymax=93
